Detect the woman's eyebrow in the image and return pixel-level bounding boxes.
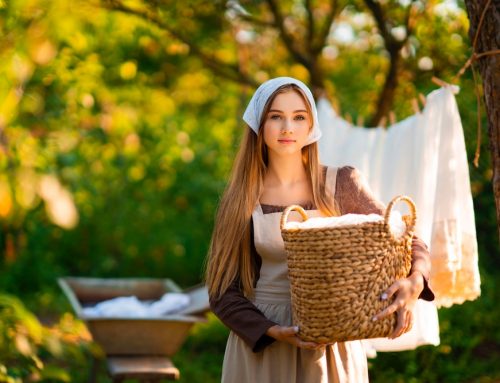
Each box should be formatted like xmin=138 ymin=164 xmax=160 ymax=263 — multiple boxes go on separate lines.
xmin=268 ymin=109 xmax=308 ymax=113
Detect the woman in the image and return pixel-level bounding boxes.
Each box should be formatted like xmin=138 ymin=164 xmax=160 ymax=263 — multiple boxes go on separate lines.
xmin=205 ymin=77 xmax=434 ymax=382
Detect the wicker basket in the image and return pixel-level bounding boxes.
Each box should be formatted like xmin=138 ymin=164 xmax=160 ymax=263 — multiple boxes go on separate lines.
xmin=280 ymin=195 xmax=416 ymax=343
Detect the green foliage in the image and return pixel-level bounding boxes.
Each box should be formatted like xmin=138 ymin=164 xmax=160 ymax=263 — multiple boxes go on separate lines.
xmin=0 ymin=0 xmax=499 ymax=381
xmin=0 ymin=0 xmax=241 ymax=293
xmin=0 ymin=294 xmax=98 ymax=382
xmin=0 ymin=294 xmax=44 ymax=382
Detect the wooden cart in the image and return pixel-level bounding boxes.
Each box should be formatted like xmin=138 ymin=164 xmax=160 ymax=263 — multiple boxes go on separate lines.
xmin=58 ymin=277 xmax=210 ymax=382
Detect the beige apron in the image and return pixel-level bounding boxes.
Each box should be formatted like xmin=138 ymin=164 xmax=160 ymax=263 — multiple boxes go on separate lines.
xmin=221 ymin=167 xmax=369 ymax=383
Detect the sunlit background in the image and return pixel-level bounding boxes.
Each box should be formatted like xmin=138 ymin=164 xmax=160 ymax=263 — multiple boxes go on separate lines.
xmin=1 ymin=0 xmax=499 ymax=381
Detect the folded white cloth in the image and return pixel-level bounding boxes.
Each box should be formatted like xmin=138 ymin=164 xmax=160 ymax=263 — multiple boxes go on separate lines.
xmin=149 ymin=293 xmax=191 ymax=316
xmin=284 ymin=211 xmax=406 ymax=239
xmin=82 ymin=292 xmax=190 ymax=318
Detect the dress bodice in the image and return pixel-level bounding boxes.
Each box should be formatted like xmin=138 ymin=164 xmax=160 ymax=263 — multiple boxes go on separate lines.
xmin=251 ymin=167 xmax=338 ymax=297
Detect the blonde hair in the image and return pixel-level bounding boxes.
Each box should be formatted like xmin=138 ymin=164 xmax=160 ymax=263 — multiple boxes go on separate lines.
xmin=204 ymin=84 xmax=339 ymax=299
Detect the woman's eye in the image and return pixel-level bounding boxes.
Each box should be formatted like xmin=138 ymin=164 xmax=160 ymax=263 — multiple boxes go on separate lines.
xmin=295 ymin=115 xmax=306 ymax=120
xmin=270 ymin=114 xmax=281 ymax=120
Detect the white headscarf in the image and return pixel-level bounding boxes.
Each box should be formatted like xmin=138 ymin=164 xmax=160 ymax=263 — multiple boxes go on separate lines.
xmin=242 ymin=76 xmax=322 ymax=145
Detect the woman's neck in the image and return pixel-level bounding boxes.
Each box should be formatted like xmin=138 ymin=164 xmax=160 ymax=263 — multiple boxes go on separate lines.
xmin=265 ymin=153 xmax=307 ymax=187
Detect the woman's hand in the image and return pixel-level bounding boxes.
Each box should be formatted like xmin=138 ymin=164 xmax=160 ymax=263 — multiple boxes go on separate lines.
xmin=266 ymin=325 xmax=323 ymax=350
xmin=372 ymin=271 xmax=425 ymax=339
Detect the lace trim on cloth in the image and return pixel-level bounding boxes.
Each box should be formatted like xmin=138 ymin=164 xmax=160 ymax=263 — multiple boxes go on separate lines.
xmin=430 ymin=220 xmax=480 ymax=307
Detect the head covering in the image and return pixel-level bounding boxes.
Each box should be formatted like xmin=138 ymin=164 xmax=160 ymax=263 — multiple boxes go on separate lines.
xmin=242 ymin=76 xmax=322 ymax=145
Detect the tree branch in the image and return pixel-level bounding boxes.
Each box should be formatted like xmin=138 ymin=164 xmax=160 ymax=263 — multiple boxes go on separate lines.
xmin=313 ymin=0 xmax=339 ymax=55
xmin=238 ymin=14 xmax=275 ymax=28
xmin=265 ymin=0 xmax=311 ymax=68
xmin=101 ymin=0 xmax=258 ymax=87
xmin=403 ymin=0 xmax=419 ymax=39
xmin=363 ymin=0 xmax=390 ymax=41
xmin=304 ymin=0 xmax=315 ymax=49
xmin=363 ymin=0 xmax=411 ymax=125
xmin=368 ymin=50 xmax=401 ymax=126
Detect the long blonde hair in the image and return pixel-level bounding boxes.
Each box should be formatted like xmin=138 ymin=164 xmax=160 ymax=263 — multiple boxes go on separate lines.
xmin=205 ymin=84 xmax=339 ymax=299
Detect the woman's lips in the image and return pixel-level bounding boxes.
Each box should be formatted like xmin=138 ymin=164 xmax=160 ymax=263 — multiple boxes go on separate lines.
xmin=278 ymin=139 xmax=296 ymax=143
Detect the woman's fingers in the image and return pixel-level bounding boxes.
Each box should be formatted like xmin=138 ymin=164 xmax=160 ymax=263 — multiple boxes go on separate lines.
xmin=268 ymin=325 xmax=325 ymax=349
xmin=297 ymin=339 xmax=324 ymax=350
xmin=372 ymin=298 xmax=403 ymax=321
xmin=370 ymin=275 xmax=421 ymax=338
xmin=389 ymin=309 xmax=414 ymax=339
xmin=277 ymin=327 xmax=324 ymax=349
xmin=295 ymin=339 xmax=322 ymax=349
xmin=279 ymin=326 xmax=299 ymax=337
xmin=267 ymin=325 xmax=298 ymax=340
xmin=381 ymin=280 xmax=401 ymax=301
xmin=389 ymin=310 xmax=406 ymax=338
xmin=404 ymin=310 xmax=413 ymax=333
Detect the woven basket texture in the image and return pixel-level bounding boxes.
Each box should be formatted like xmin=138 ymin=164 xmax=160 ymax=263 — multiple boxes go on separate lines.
xmin=280 ymin=195 xmax=415 ymax=343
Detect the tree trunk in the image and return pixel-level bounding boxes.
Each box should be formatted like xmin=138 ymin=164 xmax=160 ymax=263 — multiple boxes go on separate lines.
xmin=369 ymin=48 xmax=401 ymax=127
xmin=309 ymin=56 xmax=326 ymax=99
xmin=464 ymin=0 xmax=500 ymax=240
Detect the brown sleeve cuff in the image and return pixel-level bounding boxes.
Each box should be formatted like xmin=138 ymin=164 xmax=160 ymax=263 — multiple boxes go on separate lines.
xmin=252 ymin=323 xmax=277 ymax=352
xmin=419 ymin=276 xmax=435 ymax=301
xmin=410 ymin=235 xmax=435 ymax=301
xmin=209 ymin=280 xmax=278 ymax=352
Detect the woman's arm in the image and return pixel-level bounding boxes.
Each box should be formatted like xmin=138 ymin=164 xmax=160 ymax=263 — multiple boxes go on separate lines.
xmin=209 ymin=276 xmax=277 ymax=352
xmin=210 ymin=278 xmax=320 ymax=351
xmin=209 ymin=216 xmax=277 ymax=352
xmin=210 ymin=216 xmax=321 ymax=351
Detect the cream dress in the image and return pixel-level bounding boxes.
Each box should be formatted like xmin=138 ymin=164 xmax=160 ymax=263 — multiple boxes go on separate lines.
xmin=221 ymin=167 xmax=369 ymax=383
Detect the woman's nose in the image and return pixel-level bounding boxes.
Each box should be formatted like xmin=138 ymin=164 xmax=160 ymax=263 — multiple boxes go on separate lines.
xmin=281 ymin=118 xmax=293 ymax=133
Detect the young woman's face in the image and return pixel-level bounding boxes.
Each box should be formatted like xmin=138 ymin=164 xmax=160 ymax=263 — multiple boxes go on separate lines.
xmin=262 ymin=90 xmax=312 ymax=156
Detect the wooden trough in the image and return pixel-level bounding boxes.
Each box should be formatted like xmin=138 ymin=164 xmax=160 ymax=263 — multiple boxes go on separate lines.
xmin=58 ymin=277 xmax=210 ymax=357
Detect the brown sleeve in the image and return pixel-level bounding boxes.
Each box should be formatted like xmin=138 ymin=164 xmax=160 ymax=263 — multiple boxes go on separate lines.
xmin=334 ymin=165 xmax=435 ymax=301
xmin=209 ymin=216 xmax=278 ymax=352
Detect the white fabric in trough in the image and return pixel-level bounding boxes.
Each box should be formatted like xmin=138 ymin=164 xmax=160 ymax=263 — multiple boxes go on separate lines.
xmin=82 ymin=292 xmax=190 ymax=318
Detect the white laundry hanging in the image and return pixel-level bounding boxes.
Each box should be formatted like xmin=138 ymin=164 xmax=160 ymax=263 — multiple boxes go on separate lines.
xmin=317 ymin=86 xmax=480 ymax=352
xmin=318 ymin=97 xmax=439 ymax=353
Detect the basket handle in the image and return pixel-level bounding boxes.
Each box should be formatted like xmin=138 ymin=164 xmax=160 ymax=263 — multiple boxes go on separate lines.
xmin=280 ymin=205 xmax=309 ymax=231
xmin=384 ymin=195 xmax=417 ymax=238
